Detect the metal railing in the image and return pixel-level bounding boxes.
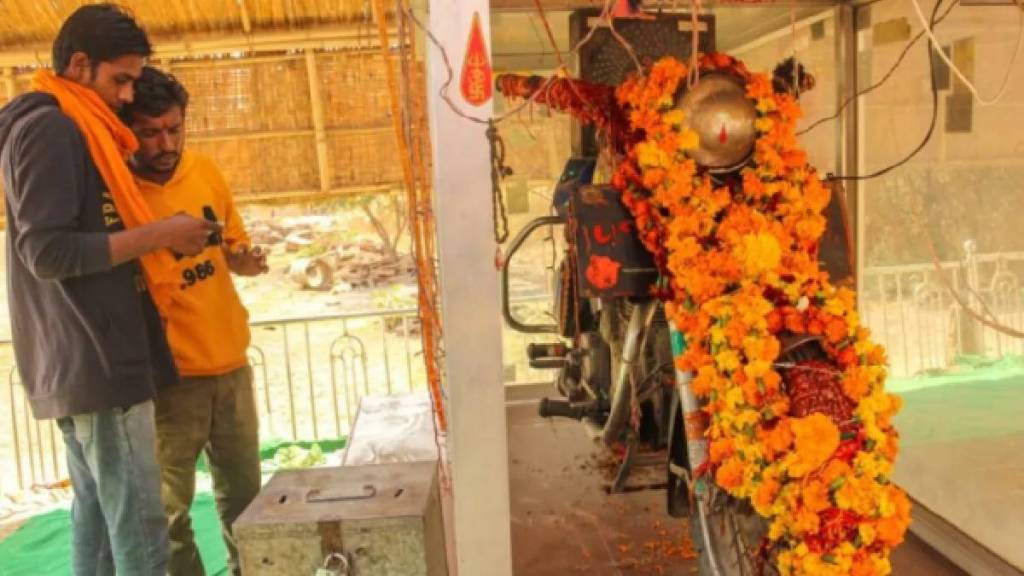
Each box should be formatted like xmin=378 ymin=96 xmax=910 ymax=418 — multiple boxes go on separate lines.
xmin=0 ymin=307 xmax=427 ymax=497
xmin=246 ymin=308 xmax=427 ymax=443
xmin=860 ymin=247 xmax=1024 ymax=377
xmin=0 ymin=294 xmax=556 ymax=499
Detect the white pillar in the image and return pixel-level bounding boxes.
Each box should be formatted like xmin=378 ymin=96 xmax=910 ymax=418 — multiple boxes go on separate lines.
xmin=426 ymin=2 xmax=513 ymax=576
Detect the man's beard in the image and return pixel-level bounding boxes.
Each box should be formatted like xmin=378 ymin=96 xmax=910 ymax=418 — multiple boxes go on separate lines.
xmin=150 ymin=153 xmax=180 ymax=174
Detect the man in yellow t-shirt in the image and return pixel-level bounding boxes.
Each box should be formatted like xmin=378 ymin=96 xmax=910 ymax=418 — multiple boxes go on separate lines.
xmin=121 ymin=66 xmax=268 ymax=576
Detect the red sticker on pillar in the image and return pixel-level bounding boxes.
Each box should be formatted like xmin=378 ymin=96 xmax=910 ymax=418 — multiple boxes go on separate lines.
xmin=460 ymin=12 xmax=492 ymax=107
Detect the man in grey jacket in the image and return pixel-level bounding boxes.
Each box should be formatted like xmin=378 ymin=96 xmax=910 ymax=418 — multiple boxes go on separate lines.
xmin=0 ymin=5 xmax=217 ymax=576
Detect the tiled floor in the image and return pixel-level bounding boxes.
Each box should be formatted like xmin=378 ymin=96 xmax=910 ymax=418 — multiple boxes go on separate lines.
xmin=507 ymin=400 xmax=968 ymax=576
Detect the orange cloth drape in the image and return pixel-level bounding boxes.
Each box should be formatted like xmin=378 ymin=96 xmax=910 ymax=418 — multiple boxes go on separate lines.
xmin=32 ymin=70 xmax=178 ymax=316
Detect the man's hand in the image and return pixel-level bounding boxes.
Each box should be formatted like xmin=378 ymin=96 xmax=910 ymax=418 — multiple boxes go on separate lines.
xmin=159 ymin=213 xmax=221 ymax=257
xmin=109 ymin=213 xmax=220 ymax=267
xmin=225 ymin=245 xmax=269 ymax=276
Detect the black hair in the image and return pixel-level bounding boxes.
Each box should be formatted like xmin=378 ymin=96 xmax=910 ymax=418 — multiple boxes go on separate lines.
xmin=52 ymin=4 xmax=152 ymax=75
xmin=120 ymin=66 xmax=190 ymax=123
xmin=772 ymin=57 xmax=816 ymax=98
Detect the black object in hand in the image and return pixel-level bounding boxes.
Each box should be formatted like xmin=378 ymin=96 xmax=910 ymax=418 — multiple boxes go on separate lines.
xmin=203 ymin=205 xmax=222 ymax=246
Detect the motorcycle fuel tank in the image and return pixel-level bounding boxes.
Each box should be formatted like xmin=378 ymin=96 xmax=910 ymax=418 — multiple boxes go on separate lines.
xmin=570 ymin=184 xmax=659 ymax=299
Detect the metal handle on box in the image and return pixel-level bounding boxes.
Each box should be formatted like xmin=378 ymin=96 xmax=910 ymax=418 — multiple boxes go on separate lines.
xmin=316 ymin=552 xmax=351 ymax=576
xmin=306 ymin=483 xmax=377 ymax=503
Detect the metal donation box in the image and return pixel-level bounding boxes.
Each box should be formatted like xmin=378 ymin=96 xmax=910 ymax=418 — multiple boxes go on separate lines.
xmin=235 ymin=461 xmax=447 ymax=576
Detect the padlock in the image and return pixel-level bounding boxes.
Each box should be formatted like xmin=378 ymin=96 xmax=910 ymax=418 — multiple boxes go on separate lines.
xmin=314 ymin=552 xmax=350 ymax=576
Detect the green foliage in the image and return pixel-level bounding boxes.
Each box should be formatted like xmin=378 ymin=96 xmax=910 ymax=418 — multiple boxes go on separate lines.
xmin=273 ymin=443 xmax=326 ymax=469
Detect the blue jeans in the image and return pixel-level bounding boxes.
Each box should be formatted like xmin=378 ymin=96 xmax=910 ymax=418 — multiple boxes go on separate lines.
xmin=57 ymin=400 xmax=169 ymax=576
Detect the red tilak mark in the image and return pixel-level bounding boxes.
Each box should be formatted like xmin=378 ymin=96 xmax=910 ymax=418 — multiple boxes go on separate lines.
xmin=593 ymin=224 xmax=614 ymax=245
xmin=719 ymin=125 xmax=729 ymax=144
xmin=616 ymin=220 xmax=633 ymax=234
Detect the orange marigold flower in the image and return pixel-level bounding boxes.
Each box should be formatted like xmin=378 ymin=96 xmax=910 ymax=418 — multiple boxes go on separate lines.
xmin=837 ymin=346 xmax=858 ymax=367
xmin=764 ymin=420 xmax=794 ymax=456
xmin=876 ymin=486 xmax=911 ymax=547
xmin=801 ymin=479 xmax=832 ymax=513
xmin=792 ymin=506 xmax=821 ymax=536
xmin=785 ymin=311 xmax=807 ymax=333
xmin=807 ymin=317 xmax=825 ymax=336
xmin=867 ymin=344 xmax=888 ymax=366
xmin=842 ymin=367 xmax=871 ymax=402
xmin=754 ymin=477 xmax=782 ymax=513
xmin=826 ymin=317 xmax=848 ymax=344
xmin=715 ymin=456 xmax=746 ymax=490
xmin=737 ymin=232 xmax=782 ymax=278
xmin=746 ymin=74 xmax=774 ymax=100
xmin=691 ymin=365 xmax=722 ymax=396
xmin=851 ymin=553 xmax=882 ymax=576
xmin=709 ymin=438 xmax=735 ymax=463
xmin=763 ymin=370 xmax=783 ymax=394
xmin=788 ymin=413 xmax=840 ymax=477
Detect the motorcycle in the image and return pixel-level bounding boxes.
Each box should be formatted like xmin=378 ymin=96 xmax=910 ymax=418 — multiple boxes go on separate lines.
xmin=499 ymin=59 xmax=851 ymax=576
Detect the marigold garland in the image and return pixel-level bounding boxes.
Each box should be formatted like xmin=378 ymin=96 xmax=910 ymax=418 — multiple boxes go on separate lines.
xmin=608 ymin=54 xmax=910 ymax=576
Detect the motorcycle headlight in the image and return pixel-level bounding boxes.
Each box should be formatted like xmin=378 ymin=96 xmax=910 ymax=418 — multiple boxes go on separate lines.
xmin=676 ymin=73 xmax=758 ymax=174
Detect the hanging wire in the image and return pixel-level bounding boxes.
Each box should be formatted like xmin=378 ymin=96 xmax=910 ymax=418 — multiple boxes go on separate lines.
xmin=790 ymin=0 xmax=800 ymax=99
xmin=687 ymin=0 xmax=702 ymax=88
xmin=799 ymin=0 xmax=958 ymax=136
xmin=914 ymin=194 xmax=1024 ymax=339
xmin=370 ymin=0 xmax=448 ymax=433
xmin=532 ymin=0 xmax=566 ymax=70
xmin=402 ymin=0 xmax=640 ymax=127
xmin=827 ymin=0 xmax=946 ymax=182
xmin=908 ymin=0 xmax=1024 ymax=107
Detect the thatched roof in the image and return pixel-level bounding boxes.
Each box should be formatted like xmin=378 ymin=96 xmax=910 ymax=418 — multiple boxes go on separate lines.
xmin=0 ymin=0 xmax=377 ymax=50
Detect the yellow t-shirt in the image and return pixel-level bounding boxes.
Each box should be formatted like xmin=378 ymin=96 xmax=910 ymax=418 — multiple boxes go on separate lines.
xmin=136 ymin=150 xmax=251 ymax=377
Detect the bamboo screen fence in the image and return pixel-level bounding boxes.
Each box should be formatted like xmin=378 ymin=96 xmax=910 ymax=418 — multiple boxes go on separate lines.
xmin=0 ymin=47 xmax=410 ymax=206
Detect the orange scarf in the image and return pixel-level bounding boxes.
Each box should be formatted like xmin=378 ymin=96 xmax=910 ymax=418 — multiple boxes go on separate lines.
xmin=32 ymin=70 xmax=178 ymax=317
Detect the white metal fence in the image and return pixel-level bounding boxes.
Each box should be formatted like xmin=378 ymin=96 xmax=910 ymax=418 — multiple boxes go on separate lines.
xmin=860 ymin=247 xmax=1024 ymax=378
xmin=0 ymin=308 xmax=427 ymax=497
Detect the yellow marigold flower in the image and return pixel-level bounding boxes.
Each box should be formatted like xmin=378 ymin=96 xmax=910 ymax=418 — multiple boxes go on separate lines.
xmin=716 ymin=347 xmax=741 ymax=372
xmin=743 ymin=359 xmax=772 ymax=379
xmin=859 ymin=522 xmax=878 ymax=546
xmin=823 ymin=297 xmax=848 ymax=317
xmin=677 ymin=127 xmax=700 ymax=151
xmin=877 ymin=486 xmax=911 ymax=546
xmin=737 ymin=232 xmax=782 ymax=277
xmin=755 ymin=97 xmax=777 ymax=114
xmin=755 ymin=116 xmax=775 ymax=133
xmin=735 ymin=408 xmax=762 ymax=430
xmin=855 ymin=451 xmax=892 ymax=480
xmin=635 ymin=141 xmax=669 ymax=169
xmin=787 ymin=413 xmax=840 ymax=477
xmin=724 ymin=386 xmax=745 ymax=410
xmin=836 ymin=473 xmax=880 ymax=517
xmin=662 ymin=108 xmax=685 ymax=126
